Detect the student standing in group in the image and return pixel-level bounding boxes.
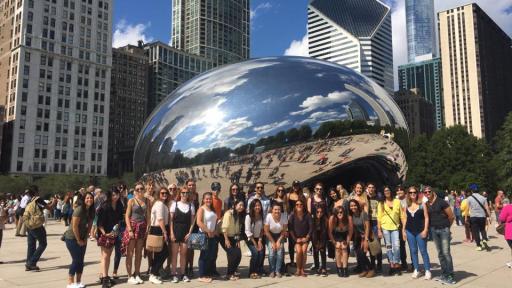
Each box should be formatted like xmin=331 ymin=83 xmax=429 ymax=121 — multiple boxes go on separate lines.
xmin=289 ymin=197 xmax=313 ymax=277
xmin=221 ymin=200 xmax=245 ymax=280
xmin=287 ymin=180 xmax=302 ymax=267
xmin=170 ymin=187 xmax=195 ymax=283
xmin=147 ymin=187 xmax=171 ymax=284
xmin=424 ymin=186 xmax=456 ymax=285
xmin=97 ymin=189 xmax=124 ymax=288
xmin=498 ymin=198 xmax=512 ymax=268
xmin=186 ymin=179 xmax=200 ymax=278
xmin=307 ymin=183 xmax=327 ymax=216
xmin=197 ymin=192 xmax=218 ymax=283
xmin=328 ymin=206 xmax=352 ymax=277
xmin=377 ymin=186 xmax=402 ymax=276
xmin=467 ymin=189 xmax=492 ymax=251
xmin=402 ymin=186 xmax=431 ymax=280
xmin=395 ymin=186 xmax=410 ymax=271
xmin=210 ymin=182 xmax=223 ymax=277
xmin=349 ymin=199 xmax=374 ymax=278
xmin=366 ymin=183 xmax=383 ymax=273
xmin=247 ymin=182 xmax=271 ymax=216
xmin=64 ymin=192 xmax=94 ymax=288
xmin=270 ymin=185 xmax=288 ymax=218
xmin=224 ymin=183 xmax=245 ymax=212
xmin=264 ymin=203 xmax=288 ymax=278
xmin=245 ymin=199 xmax=265 ymax=279
xmin=24 ymin=185 xmax=57 ymax=271
xmin=311 ymin=205 xmax=329 ymax=276
xmin=124 ymin=182 xmax=149 ymax=285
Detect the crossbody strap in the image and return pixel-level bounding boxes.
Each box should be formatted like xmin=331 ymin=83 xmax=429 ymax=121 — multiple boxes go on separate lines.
xmin=382 ymin=202 xmax=399 ymax=227
xmin=471 ymin=195 xmax=489 ymax=217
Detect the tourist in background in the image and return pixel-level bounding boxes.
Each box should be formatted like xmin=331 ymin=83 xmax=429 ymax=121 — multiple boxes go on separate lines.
xmin=402 ymin=186 xmax=431 ymax=280
xmin=467 ymin=189 xmax=492 ymax=251
xmin=64 ymin=192 xmax=94 ymax=288
xmin=498 ymin=196 xmax=512 ymax=268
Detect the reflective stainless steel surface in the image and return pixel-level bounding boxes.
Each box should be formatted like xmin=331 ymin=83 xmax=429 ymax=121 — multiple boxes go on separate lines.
xmin=134 ymin=57 xmax=408 ymax=191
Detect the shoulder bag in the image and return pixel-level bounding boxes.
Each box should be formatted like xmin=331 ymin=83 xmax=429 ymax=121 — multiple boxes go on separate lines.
xmin=471 ymin=195 xmax=489 ymax=217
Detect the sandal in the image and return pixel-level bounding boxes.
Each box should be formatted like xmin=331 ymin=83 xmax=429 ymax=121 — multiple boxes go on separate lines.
xmin=198 ymin=277 xmax=212 ymax=283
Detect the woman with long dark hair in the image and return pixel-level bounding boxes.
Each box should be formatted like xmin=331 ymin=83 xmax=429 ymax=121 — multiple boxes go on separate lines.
xmin=328 ymin=205 xmax=352 ymax=277
xmin=289 ymin=197 xmax=312 ymax=277
xmin=221 ymin=200 xmax=245 ymax=280
xmin=224 ymin=183 xmax=246 ymax=212
xmin=311 ymin=205 xmax=329 ymax=276
xmin=97 ymin=189 xmax=123 ymax=288
xmin=349 ymin=199 xmax=373 ymax=278
xmin=287 ymin=181 xmax=302 ymax=267
xmin=64 ymin=192 xmax=94 ymax=288
xmin=264 ymin=203 xmax=288 ymax=278
xmin=307 ymin=183 xmax=327 ymax=216
xmin=377 ymin=186 xmax=403 ymax=275
xmin=170 ymin=187 xmax=195 ymax=283
xmin=245 ymin=199 xmax=265 ymax=279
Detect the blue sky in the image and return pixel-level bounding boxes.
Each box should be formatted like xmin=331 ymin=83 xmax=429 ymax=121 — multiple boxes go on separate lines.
xmin=113 ymin=0 xmax=512 ymax=87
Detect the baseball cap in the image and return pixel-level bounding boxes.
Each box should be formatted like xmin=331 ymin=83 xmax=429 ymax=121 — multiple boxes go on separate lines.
xmin=211 ymin=182 xmax=221 ymax=192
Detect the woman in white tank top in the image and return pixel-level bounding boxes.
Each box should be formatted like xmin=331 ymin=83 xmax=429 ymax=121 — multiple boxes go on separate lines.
xmin=196 ymin=192 xmax=218 ymax=283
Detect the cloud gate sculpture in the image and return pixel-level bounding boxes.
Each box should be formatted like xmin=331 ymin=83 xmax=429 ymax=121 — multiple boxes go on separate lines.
xmin=134 ymin=57 xmax=409 ymax=192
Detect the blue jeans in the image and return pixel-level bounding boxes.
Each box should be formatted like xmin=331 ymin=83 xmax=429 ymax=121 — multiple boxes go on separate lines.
xmin=199 ymin=237 xmax=218 ymax=277
xmin=65 ymin=238 xmax=87 ymax=275
xmin=26 ymin=226 xmax=47 ymax=266
xmin=406 ymin=230 xmax=431 ymax=271
xmin=431 ymin=227 xmax=453 ymax=277
xmin=382 ymin=229 xmax=400 ymax=264
xmin=266 ymin=235 xmax=284 ymax=273
xmin=247 ymin=239 xmax=265 ymax=274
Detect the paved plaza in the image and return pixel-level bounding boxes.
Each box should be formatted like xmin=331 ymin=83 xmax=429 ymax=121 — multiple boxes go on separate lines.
xmin=0 ymin=221 xmax=510 ymax=288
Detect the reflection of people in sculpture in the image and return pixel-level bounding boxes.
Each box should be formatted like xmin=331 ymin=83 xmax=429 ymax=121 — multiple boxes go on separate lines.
xmin=245 ymin=168 xmax=253 ymax=184
xmin=210 ymin=165 xmax=215 ymax=177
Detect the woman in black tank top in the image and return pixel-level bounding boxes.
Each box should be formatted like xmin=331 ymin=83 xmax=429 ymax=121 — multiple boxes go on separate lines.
xmin=170 ymin=187 xmax=195 ymax=282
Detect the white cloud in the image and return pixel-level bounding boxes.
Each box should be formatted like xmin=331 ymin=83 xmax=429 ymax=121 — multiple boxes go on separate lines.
xmin=262 ymin=98 xmax=272 ymax=104
xmin=191 ymin=116 xmax=253 ymax=143
xmin=290 ymin=91 xmax=353 ymax=115
xmin=251 ymin=2 xmax=272 ymax=20
xmin=296 ymin=110 xmax=345 ymax=125
xmin=254 ymin=120 xmax=291 ymax=134
xmin=112 ymin=20 xmax=153 ymax=48
xmin=389 ymin=0 xmax=512 ymax=89
xmin=284 ymin=34 xmax=309 ymax=56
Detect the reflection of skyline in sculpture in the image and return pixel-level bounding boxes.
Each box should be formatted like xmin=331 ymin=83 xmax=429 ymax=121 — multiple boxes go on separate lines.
xmin=134 ymin=57 xmax=408 ymax=190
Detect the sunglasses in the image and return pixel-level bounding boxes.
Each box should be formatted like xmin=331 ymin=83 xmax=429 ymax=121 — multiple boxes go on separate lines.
xmin=181 ymin=192 xmax=190 ymax=195
xmin=169 ymin=188 xmax=177 ymax=190
xmin=316 ymin=210 xmax=323 ymax=214
xmin=424 ymin=191 xmax=432 ymax=193
xmin=315 ymin=188 xmax=322 ymax=191
xmin=337 ymin=212 xmax=344 ymax=215
xmin=231 ymin=188 xmax=238 ymax=191
xmin=160 ymin=192 xmax=169 ymax=195
xmin=256 ymin=186 xmax=263 ymax=189
xmin=135 ymin=188 xmax=144 ymax=191
xmin=408 ymin=191 xmax=417 ymax=194
xmin=277 ymin=189 xmax=284 ymax=192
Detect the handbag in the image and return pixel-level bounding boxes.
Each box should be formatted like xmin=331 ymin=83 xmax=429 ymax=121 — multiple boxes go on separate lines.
xmin=146 ymin=234 xmax=164 ymax=252
xmin=187 ymin=232 xmax=207 ymax=250
xmin=496 ymin=223 xmax=505 ymax=235
xmin=368 ymin=237 xmax=382 ymax=256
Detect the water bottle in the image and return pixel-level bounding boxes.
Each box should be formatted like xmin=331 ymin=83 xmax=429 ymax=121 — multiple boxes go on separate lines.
xmin=112 ymin=224 xmax=120 ymax=236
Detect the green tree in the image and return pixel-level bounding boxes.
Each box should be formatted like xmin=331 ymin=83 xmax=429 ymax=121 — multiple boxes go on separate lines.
xmin=493 ymin=112 xmax=512 ymax=191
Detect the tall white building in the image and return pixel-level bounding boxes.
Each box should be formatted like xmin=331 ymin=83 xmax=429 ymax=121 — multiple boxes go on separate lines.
xmin=307 ymin=0 xmax=394 ymax=94
xmin=0 ymin=0 xmax=112 ymax=175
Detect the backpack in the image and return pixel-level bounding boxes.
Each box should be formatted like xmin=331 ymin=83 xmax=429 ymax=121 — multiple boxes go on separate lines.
xmin=23 ymin=197 xmax=45 ymax=230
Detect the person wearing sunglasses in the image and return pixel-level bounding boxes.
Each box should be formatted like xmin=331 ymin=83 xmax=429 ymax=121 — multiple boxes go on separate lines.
xmin=147 ymin=188 xmax=171 ymax=284
xmin=169 ymin=187 xmax=195 ymax=283
xmin=247 ymin=182 xmax=270 ymax=216
xmin=328 ymin=205 xmax=352 ymax=277
xmin=424 ymin=186 xmax=456 ymax=285
xmin=224 ymin=184 xmax=245 ymax=213
xmin=377 ymin=186 xmax=402 ymax=276
xmin=287 ymin=181 xmax=302 ymax=268
xmin=402 ymin=186 xmax=431 ymax=280
xmin=307 ymin=183 xmax=327 ymax=218
xmin=289 ymin=198 xmax=313 ymax=277
xmin=312 ymin=205 xmax=329 ymax=277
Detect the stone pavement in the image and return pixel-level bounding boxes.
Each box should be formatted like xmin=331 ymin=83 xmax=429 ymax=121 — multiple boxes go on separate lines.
xmin=0 ymin=220 xmax=510 ymax=288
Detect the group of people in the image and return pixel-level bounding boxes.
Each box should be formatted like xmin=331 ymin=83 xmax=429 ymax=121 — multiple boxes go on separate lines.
xmin=1 ymin=179 xmax=512 ymax=288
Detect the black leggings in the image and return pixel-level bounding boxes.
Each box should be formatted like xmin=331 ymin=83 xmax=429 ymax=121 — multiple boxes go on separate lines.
xmin=225 ymin=237 xmax=242 ymax=275
xmin=288 ymin=237 xmax=296 ymax=263
xmin=313 ymin=245 xmax=326 ymax=270
xmin=470 ymin=217 xmax=488 ymax=247
xmin=399 ymin=229 xmax=407 ymax=267
xmin=354 ymin=238 xmax=372 ymax=271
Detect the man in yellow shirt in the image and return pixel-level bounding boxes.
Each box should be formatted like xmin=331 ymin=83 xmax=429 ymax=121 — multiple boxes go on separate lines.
xmin=461 ymin=197 xmax=473 ymax=243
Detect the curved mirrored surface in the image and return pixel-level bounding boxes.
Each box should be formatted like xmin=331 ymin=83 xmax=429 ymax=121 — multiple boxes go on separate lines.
xmin=134 ymin=56 xmax=409 ymax=191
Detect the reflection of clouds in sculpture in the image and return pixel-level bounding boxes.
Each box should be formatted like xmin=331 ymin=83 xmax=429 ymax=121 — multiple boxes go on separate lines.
xmin=290 ymin=91 xmax=354 ymax=116
xmin=134 ymin=56 xmax=409 ymax=177
xmin=254 ymin=120 xmax=292 ymax=135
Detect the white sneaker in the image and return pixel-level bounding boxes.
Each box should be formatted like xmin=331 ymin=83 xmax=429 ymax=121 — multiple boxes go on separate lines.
xmin=424 ymin=270 xmax=432 ymax=280
xmin=66 ymin=284 xmax=77 ymax=288
xmin=171 ymin=276 xmax=179 ymax=283
xmin=149 ymin=275 xmax=162 ymax=284
xmin=506 ymin=262 xmax=512 ymax=268
xmin=182 ymin=275 xmax=190 ymax=282
xmin=412 ymin=269 xmax=420 ymax=279
xmin=76 ymin=283 xmax=86 ymax=288
xmin=135 ymin=275 xmax=144 ymax=284
xmin=128 ymin=276 xmax=139 ymax=285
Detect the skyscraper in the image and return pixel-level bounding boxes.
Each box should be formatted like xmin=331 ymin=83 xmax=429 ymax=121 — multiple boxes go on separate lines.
xmin=0 ymin=0 xmax=112 ymax=175
xmin=394 ymin=89 xmax=435 ymax=137
xmin=406 ymin=0 xmax=436 ymax=62
xmin=108 ymin=43 xmax=149 ymax=177
xmin=307 ymin=0 xmax=394 ymax=94
xmin=144 ymin=41 xmax=213 ymax=114
xmin=171 ymin=0 xmax=250 ymax=67
xmin=438 ymin=4 xmax=512 ymax=140
xmin=398 ymin=57 xmax=443 ymax=129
